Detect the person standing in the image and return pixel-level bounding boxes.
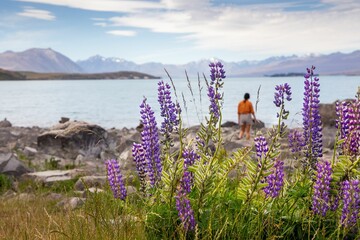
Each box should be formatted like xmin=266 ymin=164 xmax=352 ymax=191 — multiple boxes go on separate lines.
xmin=238 ymin=93 xmax=256 ymax=140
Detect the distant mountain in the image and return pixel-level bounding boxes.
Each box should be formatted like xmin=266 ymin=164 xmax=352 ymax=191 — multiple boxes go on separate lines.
xmin=77 ymin=51 xmax=360 ymax=77
xmin=1 ymin=48 xmax=359 ymax=77
xmin=232 ymin=51 xmax=360 ymax=77
xmin=0 ymin=68 xmax=159 ymax=80
xmin=0 ymin=48 xmax=83 ymax=73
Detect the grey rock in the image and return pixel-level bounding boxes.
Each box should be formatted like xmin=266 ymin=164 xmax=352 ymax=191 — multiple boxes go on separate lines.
xmin=23 ymin=146 xmax=38 ymax=157
xmin=82 ymin=187 xmax=104 ymax=197
xmin=319 ymin=99 xmax=354 ymax=127
xmin=46 ymin=192 xmax=63 ymax=201
xmin=252 ymin=120 xmax=265 ymax=130
xmin=223 ymin=141 xmax=247 ymax=154
xmin=57 ymin=197 xmax=85 ymax=210
xmin=0 ymin=118 xmax=12 ymax=128
xmin=37 ymin=121 xmax=107 ymax=158
xmin=319 ymin=102 xmax=337 ymax=127
xmin=0 ymin=153 xmax=31 ymax=177
xmin=21 ymin=169 xmax=86 ymax=184
xmin=221 ymin=121 xmax=238 ymax=128
xmin=74 ymin=175 xmax=107 ymax=191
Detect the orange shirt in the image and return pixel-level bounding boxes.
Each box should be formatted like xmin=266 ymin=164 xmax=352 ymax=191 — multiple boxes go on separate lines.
xmin=238 ymin=100 xmax=254 ymax=114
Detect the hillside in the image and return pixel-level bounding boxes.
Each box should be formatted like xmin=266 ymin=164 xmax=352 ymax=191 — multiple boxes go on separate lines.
xmin=0 ymin=69 xmax=160 ymax=80
xmin=0 ymin=68 xmax=26 ymax=80
xmin=0 ymin=48 xmax=82 ymax=73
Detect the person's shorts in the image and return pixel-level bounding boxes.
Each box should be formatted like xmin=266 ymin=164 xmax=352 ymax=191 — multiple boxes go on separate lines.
xmin=239 ymin=114 xmax=253 ymax=126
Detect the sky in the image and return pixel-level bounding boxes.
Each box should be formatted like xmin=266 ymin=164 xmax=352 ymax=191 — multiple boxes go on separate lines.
xmin=0 ymin=0 xmax=359 ymax=64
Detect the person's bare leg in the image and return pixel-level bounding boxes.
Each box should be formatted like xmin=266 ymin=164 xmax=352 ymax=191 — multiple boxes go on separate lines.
xmin=245 ymin=124 xmax=251 ymax=140
xmin=239 ymin=124 xmax=246 ymax=139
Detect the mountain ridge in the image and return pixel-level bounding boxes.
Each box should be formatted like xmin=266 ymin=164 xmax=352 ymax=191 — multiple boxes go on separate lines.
xmin=0 ymin=68 xmax=160 ymax=80
xmin=0 ymin=48 xmax=359 ymax=77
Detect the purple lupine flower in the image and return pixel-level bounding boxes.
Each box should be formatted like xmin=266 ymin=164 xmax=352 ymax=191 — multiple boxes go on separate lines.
xmin=140 ymin=97 xmax=161 ymax=186
xmin=209 ymin=61 xmax=226 ymax=85
xmin=105 ymin=159 xmax=127 ymax=200
xmin=181 ymin=148 xmax=200 ymax=193
xmin=302 ymin=66 xmax=323 ymax=168
xmin=312 ymin=161 xmax=332 ymax=216
xmin=274 ymin=83 xmax=292 ymax=107
xmin=347 ymin=100 xmax=360 ymax=154
xmin=330 ymin=192 xmax=340 ymax=212
xmin=263 ymin=160 xmax=284 ymax=198
xmin=336 ymin=101 xmax=350 ymax=140
xmin=341 ymin=179 xmax=360 ymax=228
xmin=254 ymin=136 xmax=269 ymax=159
xmin=288 ymin=129 xmax=303 ymax=154
xmin=207 ymin=85 xmax=221 ymax=122
xmin=207 ymin=61 xmax=225 ymax=123
xmin=157 ymin=81 xmax=180 ymax=138
xmin=132 ymin=143 xmax=147 ymax=193
xmin=175 ymin=185 xmax=196 ymax=231
xmin=336 ymin=99 xmax=360 ymax=156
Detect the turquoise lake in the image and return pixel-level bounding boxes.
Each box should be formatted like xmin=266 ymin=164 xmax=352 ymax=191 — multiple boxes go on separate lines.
xmin=0 ymin=76 xmax=359 ymax=129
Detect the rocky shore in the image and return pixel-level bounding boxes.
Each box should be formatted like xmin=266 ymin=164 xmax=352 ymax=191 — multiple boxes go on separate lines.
xmin=0 ymin=102 xmax=338 ymax=209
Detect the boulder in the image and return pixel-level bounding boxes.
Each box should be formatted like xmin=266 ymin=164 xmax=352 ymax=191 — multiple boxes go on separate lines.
xmin=21 ymin=169 xmax=86 ymax=184
xmin=0 ymin=153 xmax=31 ymax=177
xmin=74 ymin=175 xmax=107 ymax=191
xmin=37 ymin=121 xmax=107 ymax=158
xmin=0 ymin=118 xmax=12 ymax=128
xmin=23 ymin=146 xmax=38 ymax=157
xmin=253 ymin=120 xmax=265 ymax=130
xmin=57 ymin=197 xmax=85 ymax=210
xmin=221 ymin=120 xmax=265 ymax=130
xmin=221 ymin=121 xmax=238 ymax=128
xmin=319 ymin=102 xmax=337 ymax=127
xmin=319 ymin=99 xmax=354 ymax=127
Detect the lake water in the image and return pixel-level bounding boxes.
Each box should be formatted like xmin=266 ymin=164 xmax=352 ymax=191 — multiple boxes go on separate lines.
xmin=0 ymin=76 xmax=359 ymax=129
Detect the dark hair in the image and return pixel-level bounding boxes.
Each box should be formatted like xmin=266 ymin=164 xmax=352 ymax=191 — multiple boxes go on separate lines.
xmin=244 ymin=93 xmax=250 ymax=101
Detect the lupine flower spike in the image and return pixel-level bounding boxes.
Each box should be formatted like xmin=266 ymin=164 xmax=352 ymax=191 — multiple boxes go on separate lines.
xmin=341 ymin=179 xmax=360 ymax=228
xmin=140 ymin=97 xmax=162 ymax=186
xmin=263 ymin=159 xmax=284 ymax=198
xmin=288 ymin=129 xmax=303 ymax=154
xmin=175 ymin=184 xmax=196 ymax=231
xmin=207 ymin=62 xmax=226 ymax=123
xmin=336 ymin=99 xmax=360 ymax=156
xmin=157 ymin=80 xmax=180 ymax=140
xmin=254 ymin=136 xmax=269 ymax=160
xmin=181 ymin=148 xmax=200 ymax=193
xmin=312 ymin=161 xmax=332 ymax=216
xmin=302 ymin=66 xmax=322 ymax=170
xmin=274 ymin=83 xmax=292 ymax=107
xmin=106 ymin=159 xmax=127 ymax=200
xmin=132 ymin=143 xmax=147 ymax=193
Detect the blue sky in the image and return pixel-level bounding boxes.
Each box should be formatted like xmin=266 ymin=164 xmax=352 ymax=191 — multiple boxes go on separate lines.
xmin=0 ymin=0 xmax=359 ymax=64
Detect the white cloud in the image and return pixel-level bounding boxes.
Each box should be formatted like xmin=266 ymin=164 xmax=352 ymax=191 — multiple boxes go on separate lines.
xmin=94 ymin=22 xmax=107 ymax=27
xmin=14 ymin=0 xmax=360 ymax=59
xmin=17 ymin=0 xmax=163 ymax=13
xmin=17 ymin=7 xmax=55 ymax=21
xmin=107 ymin=30 xmax=136 ymax=37
xmin=107 ymin=0 xmax=360 ymax=58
